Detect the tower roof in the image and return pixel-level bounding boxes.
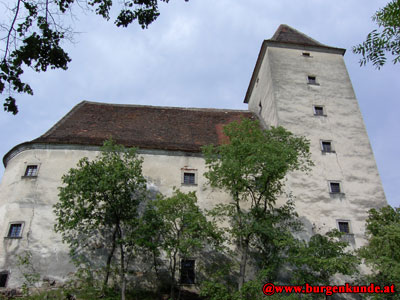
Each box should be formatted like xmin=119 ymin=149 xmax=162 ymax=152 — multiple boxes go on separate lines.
xmin=269 ymin=24 xmax=328 ymax=48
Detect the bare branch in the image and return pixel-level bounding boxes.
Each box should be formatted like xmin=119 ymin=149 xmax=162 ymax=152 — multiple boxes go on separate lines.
xmin=3 ymin=0 xmax=21 ymax=62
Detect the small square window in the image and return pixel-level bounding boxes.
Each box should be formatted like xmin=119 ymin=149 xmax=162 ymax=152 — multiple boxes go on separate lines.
xmin=308 ymin=76 xmax=317 ymax=85
xmin=180 ymin=259 xmax=195 ymax=284
xmin=302 ymin=52 xmax=311 ymax=57
xmin=7 ymin=223 xmax=22 ymax=238
xmin=183 ymin=173 xmax=195 ymax=185
xmin=0 ymin=272 xmax=8 ymax=288
xmin=24 ymin=165 xmax=38 ymax=177
xmin=338 ymin=221 xmax=350 ymax=234
xmin=314 ymin=106 xmax=325 ymax=116
xmin=321 ymin=141 xmax=333 ymax=153
xmin=329 ymin=182 xmax=341 ymax=194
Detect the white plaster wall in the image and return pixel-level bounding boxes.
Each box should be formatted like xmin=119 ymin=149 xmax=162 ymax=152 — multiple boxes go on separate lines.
xmin=247 ymin=48 xmax=278 ymax=127
xmin=0 ymin=147 xmax=232 ymax=287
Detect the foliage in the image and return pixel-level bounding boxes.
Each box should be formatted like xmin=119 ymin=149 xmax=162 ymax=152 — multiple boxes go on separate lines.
xmin=353 ymin=0 xmax=400 ymax=68
xmin=358 ymin=206 xmax=400 ymax=299
xmin=16 ymin=251 xmax=40 ymax=296
xmin=141 ymin=189 xmax=223 ymax=299
xmin=0 ymin=0 xmax=189 ymax=114
xmin=54 ymin=139 xmax=148 ymax=300
xmin=200 ymin=229 xmax=359 ymax=300
xmin=202 ymin=118 xmax=313 ymax=289
xmin=200 ymin=269 xmax=313 ymax=300
xmin=249 ymin=200 xmax=302 ymax=281
xmin=9 ymin=287 xmax=158 ymax=300
xmin=289 ymin=230 xmax=359 ymax=287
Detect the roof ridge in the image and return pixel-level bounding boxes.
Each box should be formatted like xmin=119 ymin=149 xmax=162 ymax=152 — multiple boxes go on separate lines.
xmin=35 ymin=100 xmax=88 ymax=140
xmin=78 ymin=100 xmax=251 ymax=113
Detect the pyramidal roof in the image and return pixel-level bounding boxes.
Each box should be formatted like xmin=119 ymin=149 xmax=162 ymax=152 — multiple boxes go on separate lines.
xmin=269 ymin=24 xmax=328 ymax=47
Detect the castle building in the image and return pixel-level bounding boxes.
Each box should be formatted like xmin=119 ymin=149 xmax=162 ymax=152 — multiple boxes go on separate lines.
xmin=0 ymin=25 xmax=387 ymax=289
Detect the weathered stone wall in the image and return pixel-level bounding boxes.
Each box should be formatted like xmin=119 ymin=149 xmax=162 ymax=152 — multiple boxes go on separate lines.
xmin=0 ymin=146 xmax=233 ymax=287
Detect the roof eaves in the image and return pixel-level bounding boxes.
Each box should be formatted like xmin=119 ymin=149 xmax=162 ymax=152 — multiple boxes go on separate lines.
xmin=243 ymin=40 xmax=268 ymax=104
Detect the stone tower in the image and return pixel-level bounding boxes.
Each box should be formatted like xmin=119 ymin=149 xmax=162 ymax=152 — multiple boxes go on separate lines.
xmin=244 ymin=24 xmax=387 ymax=244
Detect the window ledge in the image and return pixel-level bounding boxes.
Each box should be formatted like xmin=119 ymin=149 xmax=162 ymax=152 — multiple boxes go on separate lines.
xmin=4 ymin=236 xmax=22 ymax=239
xmin=307 ymin=83 xmax=320 ymax=86
xmin=329 ymin=192 xmax=345 ymax=196
xmin=340 ymin=233 xmax=355 ymax=244
xmin=314 ymin=114 xmax=327 ymax=117
xmin=181 ymin=183 xmax=198 ymax=186
xmin=21 ymin=176 xmax=37 ymax=179
xmin=322 ymin=150 xmax=336 ymax=154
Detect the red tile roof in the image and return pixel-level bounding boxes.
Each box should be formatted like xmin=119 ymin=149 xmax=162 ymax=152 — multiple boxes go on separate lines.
xmin=32 ymin=101 xmax=257 ymax=152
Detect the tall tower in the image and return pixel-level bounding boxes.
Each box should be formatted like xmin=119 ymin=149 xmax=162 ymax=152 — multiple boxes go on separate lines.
xmin=244 ymin=25 xmax=387 ymax=245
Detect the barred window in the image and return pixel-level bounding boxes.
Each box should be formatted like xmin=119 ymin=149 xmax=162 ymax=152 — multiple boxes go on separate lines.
xmin=329 ymin=182 xmax=341 ymax=193
xmin=321 ymin=141 xmax=333 ymax=152
xmin=0 ymin=272 xmax=8 ymax=288
xmin=314 ymin=106 xmax=324 ymax=116
xmin=338 ymin=221 xmax=350 ymax=233
xmin=308 ymin=76 xmax=317 ymax=84
xmin=24 ymin=165 xmax=38 ymax=177
xmin=7 ymin=223 xmax=22 ymax=238
xmin=180 ymin=259 xmax=195 ymax=284
xmin=183 ymin=173 xmax=195 ymax=185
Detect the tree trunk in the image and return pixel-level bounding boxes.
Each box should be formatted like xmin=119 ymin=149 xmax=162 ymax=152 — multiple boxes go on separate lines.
xmin=152 ymin=250 xmax=161 ymax=291
xmin=170 ymin=252 xmax=177 ymax=300
xmin=238 ymin=239 xmax=249 ymax=290
xmin=103 ymin=225 xmax=118 ymax=292
xmin=119 ymin=228 xmax=126 ymax=300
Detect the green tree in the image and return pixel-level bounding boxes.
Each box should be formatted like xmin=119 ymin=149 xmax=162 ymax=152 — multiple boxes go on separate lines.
xmin=353 ymin=0 xmax=400 ymax=69
xmin=143 ymin=189 xmax=222 ymax=300
xmin=358 ymin=206 xmax=400 ymax=299
xmin=54 ymin=139 xmax=147 ymax=300
xmin=202 ymin=119 xmax=313 ymax=290
xmin=1 ymin=0 xmax=189 ymax=114
xmin=290 ymin=230 xmax=359 ymax=291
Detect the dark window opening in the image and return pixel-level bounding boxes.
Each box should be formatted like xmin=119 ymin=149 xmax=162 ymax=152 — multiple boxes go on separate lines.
xmin=322 ymin=141 xmax=332 ymax=152
xmin=308 ymin=76 xmax=317 ymax=84
xmin=314 ymin=106 xmax=324 ymax=116
xmin=24 ymin=165 xmax=38 ymax=177
xmin=0 ymin=273 xmax=8 ymax=287
xmin=183 ymin=173 xmax=195 ymax=185
xmin=330 ymin=182 xmax=341 ymax=193
xmin=180 ymin=259 xmax=195 ymax=284
xmin=8 ymin=224 xmax=22 ymax=238
xmin=302 ymin=52 xmax=311 ymax=57
xmin=338 ymin=222 xmax=350 ymax=233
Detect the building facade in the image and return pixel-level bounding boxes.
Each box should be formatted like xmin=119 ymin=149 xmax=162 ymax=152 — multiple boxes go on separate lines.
xmin=0 ymin=25 xmax=387 ymax=289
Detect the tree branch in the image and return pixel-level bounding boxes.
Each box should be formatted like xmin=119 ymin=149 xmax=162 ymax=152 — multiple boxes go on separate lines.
xmin=3 ymin=0 xmax=21 ymax=62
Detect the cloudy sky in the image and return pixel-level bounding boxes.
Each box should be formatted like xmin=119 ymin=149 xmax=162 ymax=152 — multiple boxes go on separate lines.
xmin=0 ymin=0 xmax=399 ymax=207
